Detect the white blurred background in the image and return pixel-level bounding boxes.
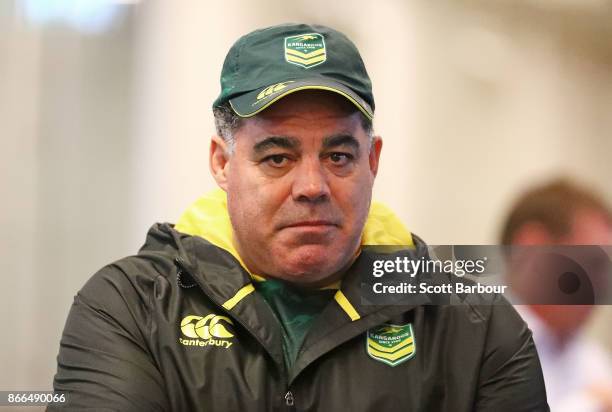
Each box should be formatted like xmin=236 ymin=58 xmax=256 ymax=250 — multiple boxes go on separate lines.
xmin=1 ymin=0 xmax=611 ymax=397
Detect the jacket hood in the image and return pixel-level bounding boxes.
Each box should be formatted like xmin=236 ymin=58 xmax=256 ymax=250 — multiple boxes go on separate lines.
xmin=174 ymin=189 xmax=414 ymax=279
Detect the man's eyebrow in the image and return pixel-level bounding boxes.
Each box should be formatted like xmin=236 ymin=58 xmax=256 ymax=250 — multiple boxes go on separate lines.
xmin=322 ymin=134 xmax=360 ymax=151
xmin=252 ymin=136 xmax=301 ymax=153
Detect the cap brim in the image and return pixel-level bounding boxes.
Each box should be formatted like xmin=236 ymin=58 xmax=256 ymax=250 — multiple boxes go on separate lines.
xmin=228 ymin=77 xmax=373 ymax=120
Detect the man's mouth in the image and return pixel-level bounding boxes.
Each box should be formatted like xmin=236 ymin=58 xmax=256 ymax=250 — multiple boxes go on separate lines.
xmin=284 ymin=220 xmax=338 ymax=228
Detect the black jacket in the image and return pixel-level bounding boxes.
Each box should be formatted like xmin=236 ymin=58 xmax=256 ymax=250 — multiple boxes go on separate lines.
xmin=50 ymin=192 xmax=548 ymax=411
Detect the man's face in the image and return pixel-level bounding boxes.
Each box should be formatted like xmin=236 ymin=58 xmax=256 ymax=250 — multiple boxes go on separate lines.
xmin=210 ymin=91 xmax=382 ymax=287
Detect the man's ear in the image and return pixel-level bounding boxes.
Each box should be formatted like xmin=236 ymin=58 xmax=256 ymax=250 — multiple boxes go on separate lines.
xmin=369 ymin=136 xmax=383 ymax=177
xmin=210 ymin=135 xmax=231 ymax=191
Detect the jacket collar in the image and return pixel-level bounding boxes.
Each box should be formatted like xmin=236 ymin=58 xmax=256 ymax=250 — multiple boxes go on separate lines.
xmin=166 ymin=191 xmax=425 ymax=377
xmin=173 ymin=188 xmax=417 ymax=321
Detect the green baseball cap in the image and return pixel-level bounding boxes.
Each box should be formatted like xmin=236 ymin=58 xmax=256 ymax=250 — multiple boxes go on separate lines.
xmin=213 ymin=23 xmax=374 ymax=119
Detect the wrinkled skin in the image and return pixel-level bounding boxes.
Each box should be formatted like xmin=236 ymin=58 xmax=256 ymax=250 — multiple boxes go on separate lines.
xmin=210 ymin=91 xmax=382 ymax=287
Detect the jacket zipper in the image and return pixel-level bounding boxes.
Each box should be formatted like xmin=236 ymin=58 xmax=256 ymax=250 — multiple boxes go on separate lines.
xmin=285 ymin=391 xmax=295 ymax=409
xmin=176 ymin=257 xmax=296 ymax=410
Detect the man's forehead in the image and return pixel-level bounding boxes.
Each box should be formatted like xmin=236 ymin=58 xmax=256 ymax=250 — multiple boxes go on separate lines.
xmin=251 ymin=133 xmax=362 ymax=151
xmin=242 ymin=115 xmax=365 ymax=149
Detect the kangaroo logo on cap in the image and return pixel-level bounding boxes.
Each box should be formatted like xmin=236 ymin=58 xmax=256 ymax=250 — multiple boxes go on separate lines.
xmin=284 ymin=33 xmax=326 ymax=69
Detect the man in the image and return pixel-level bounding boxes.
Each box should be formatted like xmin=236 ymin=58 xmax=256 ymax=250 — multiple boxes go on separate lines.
xmin=501 ymin=179 xmax=612 ymax=412
xmin=50 ymin=23 xmax=548 ymax=411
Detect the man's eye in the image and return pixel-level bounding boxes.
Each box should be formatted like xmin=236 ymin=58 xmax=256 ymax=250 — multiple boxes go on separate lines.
xmin=328 ymin=152 xmax=353 ymax=166
xmin=263 ymin=154 xmax=290 ymax=167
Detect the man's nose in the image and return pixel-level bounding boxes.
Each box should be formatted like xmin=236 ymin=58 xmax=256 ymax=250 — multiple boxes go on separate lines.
xmin=291 ymin=158 xmax=330 ymax=204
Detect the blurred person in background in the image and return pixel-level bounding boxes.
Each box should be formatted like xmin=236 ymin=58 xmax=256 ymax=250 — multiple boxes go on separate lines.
xmin=501 ymin=178 xmax=612 ymax=412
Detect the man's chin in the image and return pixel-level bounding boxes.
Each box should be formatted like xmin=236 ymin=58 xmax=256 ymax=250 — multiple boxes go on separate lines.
xmin=275 ymin=247 xmax=344 ymax=284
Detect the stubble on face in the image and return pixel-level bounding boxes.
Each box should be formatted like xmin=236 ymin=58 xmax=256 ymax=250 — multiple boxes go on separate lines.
xmin=222 ymin=91 xmax=380 ymax=287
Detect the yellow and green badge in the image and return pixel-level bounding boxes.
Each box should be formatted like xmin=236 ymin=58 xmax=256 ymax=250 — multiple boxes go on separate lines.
xmin=366 ymin=323 xmax=416 ymax=367
xmin=284 ymin=33 xmax=327 ymax=68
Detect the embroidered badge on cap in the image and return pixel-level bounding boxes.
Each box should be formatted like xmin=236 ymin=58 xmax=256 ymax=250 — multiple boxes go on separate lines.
xmin=366 ymin=323 xmax=416 ymax=367
xmin=284 ymin=33 xmax=327 ymax=68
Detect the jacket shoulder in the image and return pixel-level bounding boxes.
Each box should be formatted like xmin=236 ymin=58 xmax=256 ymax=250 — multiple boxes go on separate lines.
xmin=77 ymin=223 xmax=185 ymax=314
